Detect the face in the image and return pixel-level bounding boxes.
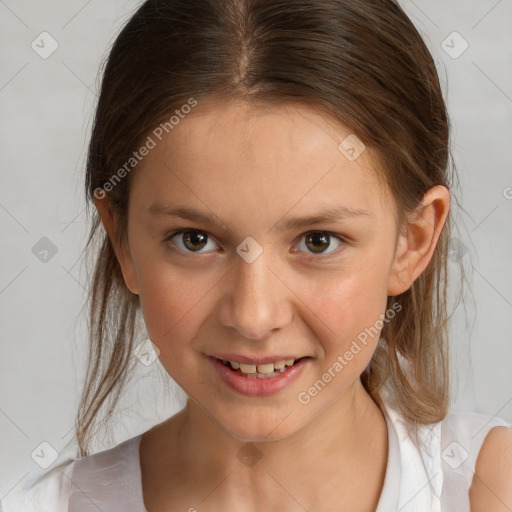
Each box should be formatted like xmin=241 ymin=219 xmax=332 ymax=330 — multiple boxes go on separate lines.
xmin=104 ymin=98 xmax=419 ymax=442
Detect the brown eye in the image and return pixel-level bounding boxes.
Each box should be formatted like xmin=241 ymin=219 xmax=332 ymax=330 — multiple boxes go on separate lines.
xmin=168 ymin=230 xmax=217 ymax=253
xmin=182 ymin=231 xmax=207 ymax=251
xmin=295 ymin=231 xmax=344 ymax=258
xmin=305 ymin=232 xmax=331 ymax=253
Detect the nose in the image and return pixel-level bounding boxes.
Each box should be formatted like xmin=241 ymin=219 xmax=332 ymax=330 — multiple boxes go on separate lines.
xmin=217 ymin=255 xmax=293 ymax=340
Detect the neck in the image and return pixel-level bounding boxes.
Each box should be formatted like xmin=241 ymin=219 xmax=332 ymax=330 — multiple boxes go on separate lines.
xmin=162 ymin=379 xmax=388 ymax=509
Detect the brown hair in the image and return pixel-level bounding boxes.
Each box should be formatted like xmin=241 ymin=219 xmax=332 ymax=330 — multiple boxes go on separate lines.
xmin=78 ymin=0 xmax=466 ymax=456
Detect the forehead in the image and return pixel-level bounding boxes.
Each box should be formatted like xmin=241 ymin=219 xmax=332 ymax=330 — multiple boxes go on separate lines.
xmin=130 ymin=98 xmax=392 ymax=222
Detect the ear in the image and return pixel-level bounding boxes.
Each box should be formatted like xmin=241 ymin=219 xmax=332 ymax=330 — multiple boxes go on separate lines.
xmin=93 ymin=195 xmax=140 ymax=295
xmin=387 ymin=185 xmax=450 ymax=296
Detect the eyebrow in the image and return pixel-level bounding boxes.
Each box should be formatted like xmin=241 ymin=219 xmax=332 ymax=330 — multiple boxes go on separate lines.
xmin=148 ymin=202 xmax=375 ymax=232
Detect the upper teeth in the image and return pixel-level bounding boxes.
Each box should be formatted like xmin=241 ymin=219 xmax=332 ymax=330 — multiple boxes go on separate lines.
xmin=222 ymin=359 xmax=296 ymax=374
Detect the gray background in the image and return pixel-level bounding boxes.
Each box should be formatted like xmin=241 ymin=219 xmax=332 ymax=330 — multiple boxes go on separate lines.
xmin=1 ymin=0 xmax=511 ymax=498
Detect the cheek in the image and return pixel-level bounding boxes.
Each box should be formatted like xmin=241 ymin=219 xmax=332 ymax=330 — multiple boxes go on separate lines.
xmin=134 ymin=253 xmax=221 ymax=368
xmin=305 ymin=261 xmax=389 ymax=365
xmin=138 ymin=272 xmax=203 ymax=344
xmin=137 ymin=279 xmax=206 ymax=391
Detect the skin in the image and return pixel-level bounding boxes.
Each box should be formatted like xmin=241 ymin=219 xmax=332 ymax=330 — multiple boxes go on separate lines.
xmin=470 ymin=426 xmax=512 ymax=511
xmin=95 ymin=98 xmax=453 ymax=511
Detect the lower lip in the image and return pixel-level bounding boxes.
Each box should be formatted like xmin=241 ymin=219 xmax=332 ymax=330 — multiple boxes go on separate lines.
xmin=208 ymin=356 xmax=310 ymax=397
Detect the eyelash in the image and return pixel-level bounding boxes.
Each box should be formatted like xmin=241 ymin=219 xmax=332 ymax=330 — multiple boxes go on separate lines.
xmin=164 ymin=228 xmax=347 ymax=261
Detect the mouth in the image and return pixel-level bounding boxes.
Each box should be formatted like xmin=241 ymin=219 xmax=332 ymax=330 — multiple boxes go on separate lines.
xmin=208 ymin=354 xmax=312 ymax=397
xmin=214 ymin=356 xmax=311 ymax=379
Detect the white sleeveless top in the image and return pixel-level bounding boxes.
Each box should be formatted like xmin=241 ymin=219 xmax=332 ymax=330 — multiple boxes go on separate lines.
xmin=2 ymin=399 xmax=510 ymax=512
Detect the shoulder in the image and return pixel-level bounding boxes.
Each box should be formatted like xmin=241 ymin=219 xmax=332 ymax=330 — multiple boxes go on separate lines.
xmin=1 ymin=459 xmax=76 ymax=512
xmin=71 ymin=432 xmax=142 ymax=476
xmin=469 ymin=424 xmax=512 ymax=511
xmin=68 ymin=433 xmax=145 ymax=509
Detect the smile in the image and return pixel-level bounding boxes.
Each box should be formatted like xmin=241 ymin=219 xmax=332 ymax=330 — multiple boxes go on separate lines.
xmin=220 ymin=358 xmax=299 ymax=378
xmin=208 ymin=356 xmax=312 ymax=397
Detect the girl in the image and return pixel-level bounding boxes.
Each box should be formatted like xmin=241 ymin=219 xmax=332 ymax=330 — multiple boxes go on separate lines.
xmin=3 ymin=0 xmax=511 ymax=510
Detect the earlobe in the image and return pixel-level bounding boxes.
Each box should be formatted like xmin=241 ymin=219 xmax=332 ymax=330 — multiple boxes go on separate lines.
xmin=387 ymin=185 xmax=450 ymax=296
xmin=93 ymin=195 xmax=140 ymax=295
